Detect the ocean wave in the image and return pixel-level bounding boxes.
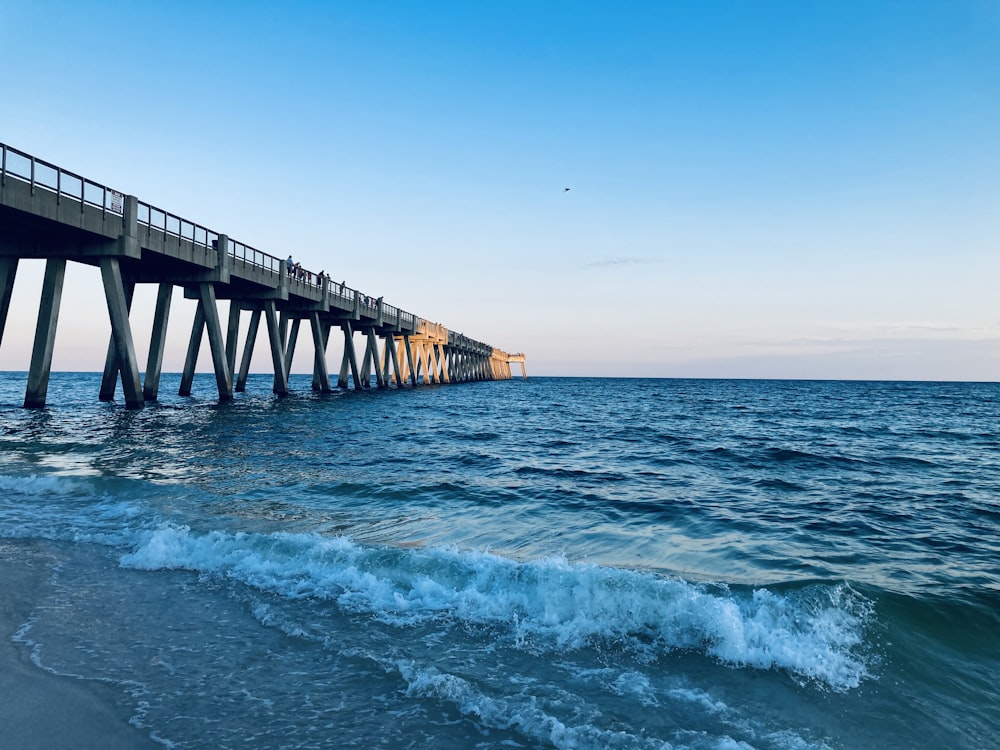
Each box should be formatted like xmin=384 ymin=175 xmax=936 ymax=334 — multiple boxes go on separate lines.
xmin=120 ymin=526 xmax=874 ymax=691
xmin=394 ymin=659 xmax=672 ymax=750
xmin=0 ymin=473 xmax=144 ymax=546
xmin=0 ymin=473 xmax=93 ymax=496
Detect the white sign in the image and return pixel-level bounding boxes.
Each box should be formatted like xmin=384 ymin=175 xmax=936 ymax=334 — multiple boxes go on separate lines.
xmin=110 ymin=190 xmax=124 ymax=213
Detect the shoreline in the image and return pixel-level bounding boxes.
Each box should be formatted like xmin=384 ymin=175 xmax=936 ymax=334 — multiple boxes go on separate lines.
xmin=0 ymin=545 xmax=159 ymax=749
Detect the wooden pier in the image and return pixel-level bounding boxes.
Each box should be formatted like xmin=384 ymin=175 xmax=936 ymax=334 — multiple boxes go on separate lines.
xmin=0 ymin=142 xmax=526 ymax=408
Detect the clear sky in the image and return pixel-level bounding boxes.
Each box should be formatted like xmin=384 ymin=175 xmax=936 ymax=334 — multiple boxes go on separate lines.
xmin=1 ymin=1 xmax=998 ymax=380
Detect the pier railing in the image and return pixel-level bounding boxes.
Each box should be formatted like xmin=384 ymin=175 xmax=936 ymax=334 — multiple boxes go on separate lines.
xmin=1 ymin=142 xmax=126 ymax=216
xmin=229 ymin=238 xmax=281 ymax=274
xmin=1 ymin=141 xmax=497 ymax=357
xmin=137 ymin=200 xmax=216 ymax=250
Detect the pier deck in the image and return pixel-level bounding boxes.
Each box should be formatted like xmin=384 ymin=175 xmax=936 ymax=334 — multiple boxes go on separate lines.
xmin=0 ymin=143 xmax=525 ymax=408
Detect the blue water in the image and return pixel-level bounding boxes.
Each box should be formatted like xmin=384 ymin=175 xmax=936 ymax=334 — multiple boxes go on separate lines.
xmin=1 ymin=373 xmax=998 ymax=749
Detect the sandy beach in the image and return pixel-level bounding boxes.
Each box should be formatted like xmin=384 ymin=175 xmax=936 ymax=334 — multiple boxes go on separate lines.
xmin=0 ymin=544 xmax=158 ymax=750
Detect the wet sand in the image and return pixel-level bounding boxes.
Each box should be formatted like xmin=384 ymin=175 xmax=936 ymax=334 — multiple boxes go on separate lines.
xmin=0 ymin=547 xmax=158 ymax=749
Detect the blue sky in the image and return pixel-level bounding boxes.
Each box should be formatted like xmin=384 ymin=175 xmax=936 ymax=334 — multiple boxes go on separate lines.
xmin=2 ymin=1 xmax=998 ymax=379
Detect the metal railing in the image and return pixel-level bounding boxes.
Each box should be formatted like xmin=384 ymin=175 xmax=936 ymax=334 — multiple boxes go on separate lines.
xmin=137 ymin=200 xmax=216 ymax=249
xmin=229 ymin=239 xmax=281 ymax=274
xmin=1 ymin=141 xmax=427 ymax=336
xmin=1 ymin=142 xmax=125 ymax=217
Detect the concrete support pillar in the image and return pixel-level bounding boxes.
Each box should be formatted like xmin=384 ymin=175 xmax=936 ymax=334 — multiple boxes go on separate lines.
xmin=338 ymin=333 xmax=351 ymax=389
xmin=144 ymin=283 xmax=172 ymax=401
xmin=179 ymin=303 xmax=205 ymax=397
xmin=225 ymin=302 xmax=240 ymax=378
xmin=309 ymin=313 xmax=331 ymax=392
xmin=395 ymin=339 xmax=410 ymax=385
xmin=380 ymin=336 xmax=390 ymax=384
xmin=422 ymin=344 xmax=434 ymax=384
xmin=99 ymin=276 xmax=135 ymax=402
xmin=367 ymin=330 xmax=386 ymax=388
xmin=338 ymin=323 xmax=362 ymax=390
xmin=99 ymin=258 xmax=143 ymax=409
xmin=24 ymin=259 xmax=66 ymax=408
xmin=284 ymin=317 xmax=301 ymax=375
xmin=403 ymin=336 xmax=418 ymax=386
xmin=410 ymin=342 xmax=423 ymax=383
xmin=279 ymin=312 xmax=289 ymax=350
xmin=263 ymin=301 xmax=288 ymax=395
xmin=312 ymin=322 xmax=331 ymax=391
xmin=236 ymin=309 xmax=261 ymax=393
xmin=430 ymin=344 xmax=440 ymax=383
xmin=389 ymin=337 xmax=403 ymax=386
xmin=197 ymin=283 xmax=233 ymax=401
xmin=0 ymin=257 xmax=18 ymax=350
xmin=410 ymin=342 xmax=421 ymax=383
xmin=359 ymin=331 xmax=372 ymax=387
xmin=436 ymin=343 xmax=449 ymax=384
xmin=383 ymin=335 xmax=402 ymax=387
xmin=178 ymin=284 xmax=232 ymax=400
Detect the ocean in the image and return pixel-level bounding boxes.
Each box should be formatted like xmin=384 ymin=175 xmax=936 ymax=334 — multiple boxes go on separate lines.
xmin=0 ymin=373 xmax=997 ymax=749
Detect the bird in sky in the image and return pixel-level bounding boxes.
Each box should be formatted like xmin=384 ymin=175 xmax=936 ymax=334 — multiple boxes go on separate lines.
xmin=564 ymin=187 xmax=571 ymax=192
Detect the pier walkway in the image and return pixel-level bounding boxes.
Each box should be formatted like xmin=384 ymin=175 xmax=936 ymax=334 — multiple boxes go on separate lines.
xmin=0 ymin=143 xmax=526 ymax=408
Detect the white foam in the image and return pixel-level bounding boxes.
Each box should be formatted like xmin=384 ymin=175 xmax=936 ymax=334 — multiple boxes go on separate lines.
xmin=120 ymin=525 xmax=873 ymax=691
xmin=0 ymin=473 xmax=90 ymax=495
xmin=395 ymin=660 xmax=668 ymax=750
xmin=0 ymin=473 xmax=144 ymax=545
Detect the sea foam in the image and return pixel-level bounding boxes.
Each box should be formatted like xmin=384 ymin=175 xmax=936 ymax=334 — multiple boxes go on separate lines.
xmin=121 ymin=524 xmax=873 ymax=691
xmin=0 ymin=473 xmax=143 ymax=546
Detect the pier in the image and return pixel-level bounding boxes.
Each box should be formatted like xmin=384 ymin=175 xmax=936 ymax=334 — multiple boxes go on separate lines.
xmin=0 ymin=143 xmax=526 ymax=409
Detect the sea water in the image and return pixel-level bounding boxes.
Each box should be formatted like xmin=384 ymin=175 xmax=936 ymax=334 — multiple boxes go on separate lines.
xmin=0 ymin=373 xmax=997 ymax=749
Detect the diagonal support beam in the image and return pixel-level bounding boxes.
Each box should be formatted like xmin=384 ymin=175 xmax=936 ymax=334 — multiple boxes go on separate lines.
xmin=236 ymin=308 xmax=261 ymax=393
xmin=99 ymin=258 xmax=143 ymax=409
xmin=197 ymin=282 xmax=233 ymax=401
xmin=24 ymin=259 xmax=66 ymax=408
xmin=225 ymin=302 xmax=240 ymax=378
xmin=144 ymin=283 xmax=173 ymax=401
xmin=312 ymin=321 xmax=332 ymax=391
xmin=263 ymin=302 xmax=287 ymax=395
xmin=284 ymin=317 xmax=301 ymax=375
xmin=99 ymin=275 xmax=135 ymax=402
xmin=383 ymin=335 xmax=403 ymax=387
xmin=179 ymin=303 xmax=205 ymax=397
xmin=310 ymin=313 xmax=331 ymax=392
xmin=338 ymin=322 xmax=363 ymax=390
xmin=403 ymin=335 xmax=417 ymax=386
xmin=368 ymin=330 xmax=386 ymax=388
xmin=0 ymin=257 xmax=18 ymax=351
